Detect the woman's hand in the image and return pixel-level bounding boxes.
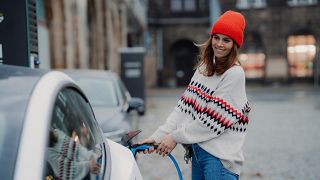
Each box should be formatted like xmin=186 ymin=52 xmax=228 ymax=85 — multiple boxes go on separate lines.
xmin=89 ymin=159 xmax=100 ymax=175
xmin=138 ymin=137 xmax=156 ymax=154
xmin=156 ymin=134 xmax=177 ymax=156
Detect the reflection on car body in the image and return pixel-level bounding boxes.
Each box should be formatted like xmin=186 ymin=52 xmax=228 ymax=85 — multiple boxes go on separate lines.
xmin=0 ymin=65 xmax=142 ymax=180
xmin=60 ymin=70 xmax=145 ymax=144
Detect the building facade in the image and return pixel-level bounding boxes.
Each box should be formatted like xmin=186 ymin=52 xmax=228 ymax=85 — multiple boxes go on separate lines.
xmin=223 ymin=0 xmax=320 ymax=84
xmin=38 ymin=0 xmax=148 ymax=75
xmin=148 ymin=0 xmax=211 ymax=87
xmin=148 ymin=0 xmax=320 ymax=87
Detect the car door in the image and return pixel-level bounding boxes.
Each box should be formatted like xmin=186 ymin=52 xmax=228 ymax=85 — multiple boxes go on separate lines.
xmin=44 ymin=87 xmax=111 ymax=180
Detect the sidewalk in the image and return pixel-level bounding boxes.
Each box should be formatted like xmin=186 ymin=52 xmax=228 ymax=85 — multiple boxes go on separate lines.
xmin=139 ymin=84 xmax=320 ymax=180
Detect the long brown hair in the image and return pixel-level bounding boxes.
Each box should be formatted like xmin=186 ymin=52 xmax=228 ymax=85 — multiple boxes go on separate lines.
xmin=195 ymin=36 xmax=240 ymax=76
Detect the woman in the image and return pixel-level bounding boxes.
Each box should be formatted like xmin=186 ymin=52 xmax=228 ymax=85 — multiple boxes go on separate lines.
xmin=140 ymin=10 xmax=251 ymax=180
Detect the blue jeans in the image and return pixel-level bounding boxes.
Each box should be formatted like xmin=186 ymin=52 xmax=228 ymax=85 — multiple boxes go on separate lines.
xmin=191 ymin=144 xmax=239 ymax=180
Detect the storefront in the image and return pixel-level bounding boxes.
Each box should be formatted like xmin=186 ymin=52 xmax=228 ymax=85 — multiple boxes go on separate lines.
xmin=287 ymin=35 xmax=316 ymax=79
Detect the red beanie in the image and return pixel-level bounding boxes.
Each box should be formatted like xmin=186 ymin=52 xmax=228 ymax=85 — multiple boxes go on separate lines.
xmin=210 ymin=10 xmax=246 ymax=48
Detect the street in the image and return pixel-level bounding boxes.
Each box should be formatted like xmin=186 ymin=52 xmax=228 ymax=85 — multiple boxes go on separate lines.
xmin=135 ymin=85 xmax=320 ymax=180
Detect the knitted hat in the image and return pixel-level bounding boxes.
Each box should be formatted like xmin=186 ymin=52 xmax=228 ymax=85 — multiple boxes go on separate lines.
xmin=210 ymin=10 xmax=246 ymax=48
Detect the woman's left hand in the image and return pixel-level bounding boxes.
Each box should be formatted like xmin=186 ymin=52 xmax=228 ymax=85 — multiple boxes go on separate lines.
xmin=156 ymin=134 xmax=177 ymax=156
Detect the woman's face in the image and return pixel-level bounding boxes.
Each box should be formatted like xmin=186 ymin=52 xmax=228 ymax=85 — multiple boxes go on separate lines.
xmin=211 ymin=34 xmax=234 ymax=59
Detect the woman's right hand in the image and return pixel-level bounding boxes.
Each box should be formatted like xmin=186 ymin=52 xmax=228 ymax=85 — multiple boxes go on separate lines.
xmin=89 ymin=159 xmax=100 ymax=175
xmin=138 ymin=137 xmax=156 ymax=154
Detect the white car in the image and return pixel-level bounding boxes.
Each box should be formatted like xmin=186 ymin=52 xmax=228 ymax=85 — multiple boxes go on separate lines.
xmin=0 ymin=65 xmax=142 ymax=180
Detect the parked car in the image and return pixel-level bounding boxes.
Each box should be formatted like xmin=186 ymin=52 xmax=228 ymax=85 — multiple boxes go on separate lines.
xmin=0 ymin=65 xmax=142 ymax=180
xmin=60 ymin=70 xmax=145 ymax=143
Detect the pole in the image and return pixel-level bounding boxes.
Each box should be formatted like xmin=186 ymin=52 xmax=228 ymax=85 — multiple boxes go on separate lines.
xmin=209 ymin=0 xmax=221 ymax=26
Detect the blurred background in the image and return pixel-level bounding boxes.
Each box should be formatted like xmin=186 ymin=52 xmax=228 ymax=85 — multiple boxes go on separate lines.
xmin=1 ymin=0 xmax=320 ymax=180
xmin=1 ymin=0 xmax=320 ymax=88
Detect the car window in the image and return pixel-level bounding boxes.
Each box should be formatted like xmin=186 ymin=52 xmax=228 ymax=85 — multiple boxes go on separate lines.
xmin=75 ymin=78 xmax=118 ymax=106
xmin=45 ymin=88 xmax=107 ymax=180
xmin=117 ymin=78 xmax=131 ymax=103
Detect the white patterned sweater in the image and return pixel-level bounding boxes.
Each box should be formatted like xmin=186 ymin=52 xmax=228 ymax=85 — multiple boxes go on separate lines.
xmin=151 ymin=65 xmax=251 ymax=175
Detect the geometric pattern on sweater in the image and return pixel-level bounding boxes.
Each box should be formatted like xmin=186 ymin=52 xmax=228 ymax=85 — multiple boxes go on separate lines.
xmin=176 ymin=81 xmax=251 ymax=135
xmin=56 ymin=131 xmax=80 ymax=180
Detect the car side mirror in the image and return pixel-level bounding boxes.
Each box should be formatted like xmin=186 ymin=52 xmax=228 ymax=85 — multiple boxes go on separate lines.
xmin=128 ymin=97 xmax=145 ymax=116
xmin=121 ymin=130 xmax=142 ymax=147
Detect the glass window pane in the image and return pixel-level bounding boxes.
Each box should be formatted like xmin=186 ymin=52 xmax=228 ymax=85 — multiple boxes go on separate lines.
xmin=253 ymin=0 xmax=266 ymax=8
xmin=76 ymin=78 xmax=118 ymax=106
xmin=236 ymin=0 xmax=250 ymax=9
xmin=237 ymin=0 xmax=266 ymax=9
xmin=117 ymin=78 xmax=131 ymax=102
xmin=287 ymin=0 xmax=318 ymax=6
xmin=171 ymin=0 xmax=183 ymax=11
xmin=184 ymin=0 xmax=196 ymax=11
xmin=287 ymin=35 xmax=316 ymax=77
xmin=45 ymin=88 xmax=106 ymax=180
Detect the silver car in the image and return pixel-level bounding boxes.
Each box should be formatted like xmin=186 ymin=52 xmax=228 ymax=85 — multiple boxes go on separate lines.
xmin=0 ymin=65 xmax=142 ymax=180
xmin=60 ymin=70 xmax=145 ymax=143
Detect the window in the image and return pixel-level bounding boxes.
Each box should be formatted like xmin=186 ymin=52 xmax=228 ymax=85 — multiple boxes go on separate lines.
xmin=287 ymin=0 xmax=318 ymax=6
xmin=198 ymin=0 xmax=207 ymax=11
xmin=117 ymin=78 xmax=131 ymax=102
xmin=287 ymin=35 xmax=316 ymax=78
xmin=45 ymin=88 xmax=107 ymax=180
xmin=171 ymin=0 xmax=197 ymax=12
xmin=171 ymin=0 xmax=183 ymax=11
xmin=236 ymin=0 xmax=250 ymax=9
xmin=184 ymin=0 xmax=196 ymax=11
xmin=75 ymin=78 xmax=118 ymax=106
xmin=236 ymin=0 xmax=267 ymax=9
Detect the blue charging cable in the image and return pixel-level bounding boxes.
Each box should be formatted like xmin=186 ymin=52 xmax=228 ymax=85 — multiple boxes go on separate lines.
xmin=129 ymin=144 xmax=183 ymax=180
xmin=168 ymin=153 xmax=183 ymax=180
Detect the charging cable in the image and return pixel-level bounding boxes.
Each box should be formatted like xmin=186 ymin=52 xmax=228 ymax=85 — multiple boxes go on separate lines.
xmin=129 ymin=144 xmax=183 ymax=180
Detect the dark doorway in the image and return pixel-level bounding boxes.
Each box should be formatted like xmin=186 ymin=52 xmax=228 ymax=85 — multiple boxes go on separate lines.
xmin=171 ymin=39 xmax=199 ymax=86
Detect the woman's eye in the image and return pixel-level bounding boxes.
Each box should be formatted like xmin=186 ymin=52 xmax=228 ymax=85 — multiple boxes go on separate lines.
xmin=223 ymin=39 xmax=231 ymax=43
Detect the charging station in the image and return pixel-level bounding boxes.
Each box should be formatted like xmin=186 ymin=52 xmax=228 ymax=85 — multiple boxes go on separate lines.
xmin=119 ymin=47 xmax=146 ymax=101
xmin=0 ymin=0 xmax=38 ymax=67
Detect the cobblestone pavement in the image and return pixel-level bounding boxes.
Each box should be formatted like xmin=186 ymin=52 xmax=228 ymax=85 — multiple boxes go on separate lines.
xmin=134 ymin=86 xmax=320 ymax=180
